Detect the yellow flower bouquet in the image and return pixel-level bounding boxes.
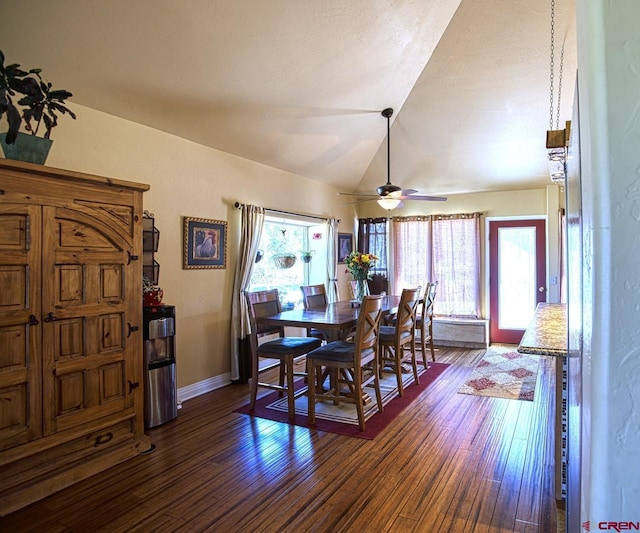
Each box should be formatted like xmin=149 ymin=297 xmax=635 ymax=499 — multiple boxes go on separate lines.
xmin=345 ymin=251 xmax=379 ymax=281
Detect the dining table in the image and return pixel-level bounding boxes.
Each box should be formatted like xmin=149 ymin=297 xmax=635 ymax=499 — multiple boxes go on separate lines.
xmin=257 ymin=295 xmax=401 ymax=341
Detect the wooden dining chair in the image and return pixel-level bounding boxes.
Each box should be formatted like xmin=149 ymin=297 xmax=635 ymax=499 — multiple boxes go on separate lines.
xmin=415 ymin=281 xmax=438 ymax=366
xmin=245 ymin=289 xmax=323 ymax=420
xmin=307 ymin=295 xmax=384 ymax=431
xmin=300 ymin=284 xmax=330 ymax=342
xmin=378 ymin=287 xmax=421 ymax=396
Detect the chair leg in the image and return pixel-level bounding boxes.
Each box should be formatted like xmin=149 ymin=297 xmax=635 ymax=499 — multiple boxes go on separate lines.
xmin=278 ymin=361 xmax=286 ymax=398
xmin=353 ymin=361 xmax=365 ymax=431
xmin=249 ymin=352 xmax=260 ymax=410
xmin=286 ymin=356 xmax=295 ymax=420
xmin=418 ymin=324 xmax=428 ymax=368
xmin=429 ymin=323 xmax=436 ymax=361
xmin=307 ymin=361 xmax=317 ymax=424
xmin=394 ymin=346 xmax=404 ymax=397
xmin=372 ymin=358 xmax=384 ymax=414
xmin=410 ymin=342 xmax=420 ymax=386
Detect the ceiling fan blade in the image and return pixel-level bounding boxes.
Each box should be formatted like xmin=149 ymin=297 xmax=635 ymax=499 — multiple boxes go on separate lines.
xmin=337 ymin=191 xmax=379 ymax=197
xmin=392 ymin=189 xmax=417 ymax=197
xmin=397 ymin=194 xmax=448 ymax=201
xmin=340 ymin=198 xmax=376 ymax=206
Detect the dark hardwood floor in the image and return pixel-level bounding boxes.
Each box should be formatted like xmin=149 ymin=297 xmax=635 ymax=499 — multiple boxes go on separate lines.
xmin=0 ymin=346 xmax=560 ymax=532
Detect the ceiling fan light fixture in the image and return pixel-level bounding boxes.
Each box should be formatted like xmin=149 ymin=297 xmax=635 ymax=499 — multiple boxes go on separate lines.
xmin=377 ymin=197 xmax=403 ymax=210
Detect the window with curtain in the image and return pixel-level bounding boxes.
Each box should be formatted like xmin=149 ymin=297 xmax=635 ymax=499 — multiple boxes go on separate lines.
xmin=391 ymin=216 xmax=431 ymax=293
xmin=249 ymin=215 xmax=327 ymax=310
xmin=357 ymin=218 xmax=388 ymax=277
xmin=391 ymin=213 xmax=481 ymax=317
xmin=431 ymin=214 xmax=481 ymax=317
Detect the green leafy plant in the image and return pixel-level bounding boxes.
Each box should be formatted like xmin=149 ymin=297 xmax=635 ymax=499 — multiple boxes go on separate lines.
xmin=0 ymin=49 xmax=75 ymax=144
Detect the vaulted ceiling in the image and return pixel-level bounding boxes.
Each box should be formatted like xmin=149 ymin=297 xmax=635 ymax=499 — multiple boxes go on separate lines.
xmin=1 ymin=0 xmax=577 ymax=198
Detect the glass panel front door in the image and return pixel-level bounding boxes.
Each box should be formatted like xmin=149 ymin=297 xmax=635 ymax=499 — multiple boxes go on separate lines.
xmin=489 ymin=219 xmax=546 ymax=344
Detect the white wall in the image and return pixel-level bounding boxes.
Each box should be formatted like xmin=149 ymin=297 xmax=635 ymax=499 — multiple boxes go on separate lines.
xmin=577 ymin=0 xmax=640 ymax=523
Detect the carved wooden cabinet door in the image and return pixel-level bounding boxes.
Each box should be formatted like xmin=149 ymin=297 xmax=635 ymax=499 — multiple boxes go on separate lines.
xmin=41 ymin=203 xmax=138 ymax=435
xmin=0 ymin=204 xmax=42 ymax=451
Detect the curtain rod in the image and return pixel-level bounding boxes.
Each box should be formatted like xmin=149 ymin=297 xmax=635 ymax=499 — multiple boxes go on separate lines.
xmin=234 ymin=202 xmax=340 ymax=223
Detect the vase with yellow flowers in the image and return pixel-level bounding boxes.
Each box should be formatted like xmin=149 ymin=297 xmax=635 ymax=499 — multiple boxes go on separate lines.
xmin=345 ymin=251 xmax=378 ymax=301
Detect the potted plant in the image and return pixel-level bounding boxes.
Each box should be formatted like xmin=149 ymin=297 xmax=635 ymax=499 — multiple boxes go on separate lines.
xmin=300 ymin=250 xmax=315 ymax=263
xmin=0 ymin=49 xmax=76 ymax=164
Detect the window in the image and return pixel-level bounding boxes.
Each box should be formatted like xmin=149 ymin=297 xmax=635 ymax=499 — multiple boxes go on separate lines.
xmin=357 ymin=218 xmax=389 ymax=276
xmin=431 ymin=214 xmax=481 ymax=317
xmin=390 ymin=213 xmax=481 ymax=317
xmin=249 ymin=216 xmax=326 ymax=310
xmin=391 ymin=217 xmax=430 ymax=292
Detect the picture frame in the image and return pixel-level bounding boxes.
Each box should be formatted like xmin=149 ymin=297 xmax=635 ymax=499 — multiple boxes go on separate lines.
xmin=183 ymin=217 xmax=227 ymax=269
xmin=338 ymin=233 xmax=353 ymax=263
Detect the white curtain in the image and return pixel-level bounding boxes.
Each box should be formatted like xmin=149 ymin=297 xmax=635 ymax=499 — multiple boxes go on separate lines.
xmin=431 ymin=213 xmax=481 ymax=317
xmin=326 ymin=218 xmax=339 ymax=302
xmin=391 ymin=213 xmax=481 ymax=317
xmin=229 ymin=204 xmax=265 ymax=381
xmin=391 ymin=216 xmax=432 ymax=293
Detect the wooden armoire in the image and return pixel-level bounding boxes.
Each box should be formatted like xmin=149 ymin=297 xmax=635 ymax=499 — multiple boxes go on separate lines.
xmin=0 ymin=160 xmax=151 ymax=516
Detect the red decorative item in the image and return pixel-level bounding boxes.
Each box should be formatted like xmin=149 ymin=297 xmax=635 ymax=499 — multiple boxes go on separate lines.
xmin=144 ymin=289 xmax=163 ymax=307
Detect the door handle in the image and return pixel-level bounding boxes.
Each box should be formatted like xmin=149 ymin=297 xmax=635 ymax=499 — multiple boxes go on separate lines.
xmin=43 ymin=312 xmax=59 ymax=322
xmin=538 ymin=287 xmax=546 ymax=292
xmin=28 ymin=314 xmax=40 ymax=326
xmin=127 ymin=323 xmax=139 ymax=338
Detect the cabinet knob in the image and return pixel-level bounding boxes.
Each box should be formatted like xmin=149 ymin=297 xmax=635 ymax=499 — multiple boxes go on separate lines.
xmin=28 ymin=314 xmax=40 ymax=326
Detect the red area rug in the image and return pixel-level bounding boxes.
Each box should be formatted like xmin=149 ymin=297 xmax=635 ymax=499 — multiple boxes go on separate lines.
xmin=234 ymin=362 xmax=450 ymax=439
xmin=458 ymin=346 xmax=539 ymax=401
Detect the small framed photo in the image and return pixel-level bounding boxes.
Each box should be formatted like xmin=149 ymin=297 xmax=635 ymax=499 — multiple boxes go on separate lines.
xmin=338 ymin=233 xmax=353 ymax=263
xmin=183 ymin=217 xmax=227 ymax=269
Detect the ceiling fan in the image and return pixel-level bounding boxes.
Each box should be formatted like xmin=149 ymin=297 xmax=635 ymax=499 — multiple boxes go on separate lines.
xmin=338 ymin=107 xmax=447 ymax=209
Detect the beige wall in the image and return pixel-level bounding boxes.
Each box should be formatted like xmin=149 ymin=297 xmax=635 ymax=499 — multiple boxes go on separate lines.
xmin=30 ymin=104 xmax=560 ymax=391
xmin=356 ymin=185 xmax=563 ymax=311
xmin=42 ymin=104 xmax=357 ymax=389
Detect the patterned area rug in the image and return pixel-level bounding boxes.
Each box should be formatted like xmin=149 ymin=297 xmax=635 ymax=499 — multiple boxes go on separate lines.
xmin=458 ymin=346 xmax=540 ymax=401
xmin=235 ymin=362 xmax=450 ymax=439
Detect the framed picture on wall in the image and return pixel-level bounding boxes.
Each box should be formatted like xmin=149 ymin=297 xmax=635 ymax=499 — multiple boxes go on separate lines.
xmin=183 ymin=217 xmax=228 ymax=269
xmin=338 ymin=233 xmax=353 ymax=263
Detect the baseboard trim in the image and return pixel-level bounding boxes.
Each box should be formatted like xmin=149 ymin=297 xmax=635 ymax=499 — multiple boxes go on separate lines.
xmin=178 ymin=373 xmax=232 ymax=404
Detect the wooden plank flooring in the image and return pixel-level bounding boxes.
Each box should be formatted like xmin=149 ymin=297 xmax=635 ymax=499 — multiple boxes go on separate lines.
xmin=0 ymin=347 xmax=560 ymax=532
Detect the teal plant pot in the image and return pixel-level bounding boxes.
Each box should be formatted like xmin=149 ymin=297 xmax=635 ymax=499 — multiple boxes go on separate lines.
xmin=0 ymin=132 xmax=53 ymax=165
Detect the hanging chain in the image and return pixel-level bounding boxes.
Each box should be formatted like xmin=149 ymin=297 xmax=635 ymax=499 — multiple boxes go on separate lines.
xmin=556 ymin=44 xmax=564 ymax=130
xmin=549 ymin=0 xmax=564 ymax=130
xmin=549 ymin=0 xmax=556 ymax=130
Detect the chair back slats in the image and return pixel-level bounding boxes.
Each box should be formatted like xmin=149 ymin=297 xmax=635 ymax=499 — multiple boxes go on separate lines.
xmin=422 ymin=281 xmax=438 ymax=318
xmin=306 ymin=293 xmax=327 ymax=309
xmin=244 ymin=289 xmax=284 ymax=337
xmin=415 ymin=281 xmax=438 ymax=364
xmin=395 ymin=287 xmax=421 ymax=341
xmin=354 ymin=295 xmax=384 ymax=362
xmin=301 ymin=284 xmax=328 ymax=308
